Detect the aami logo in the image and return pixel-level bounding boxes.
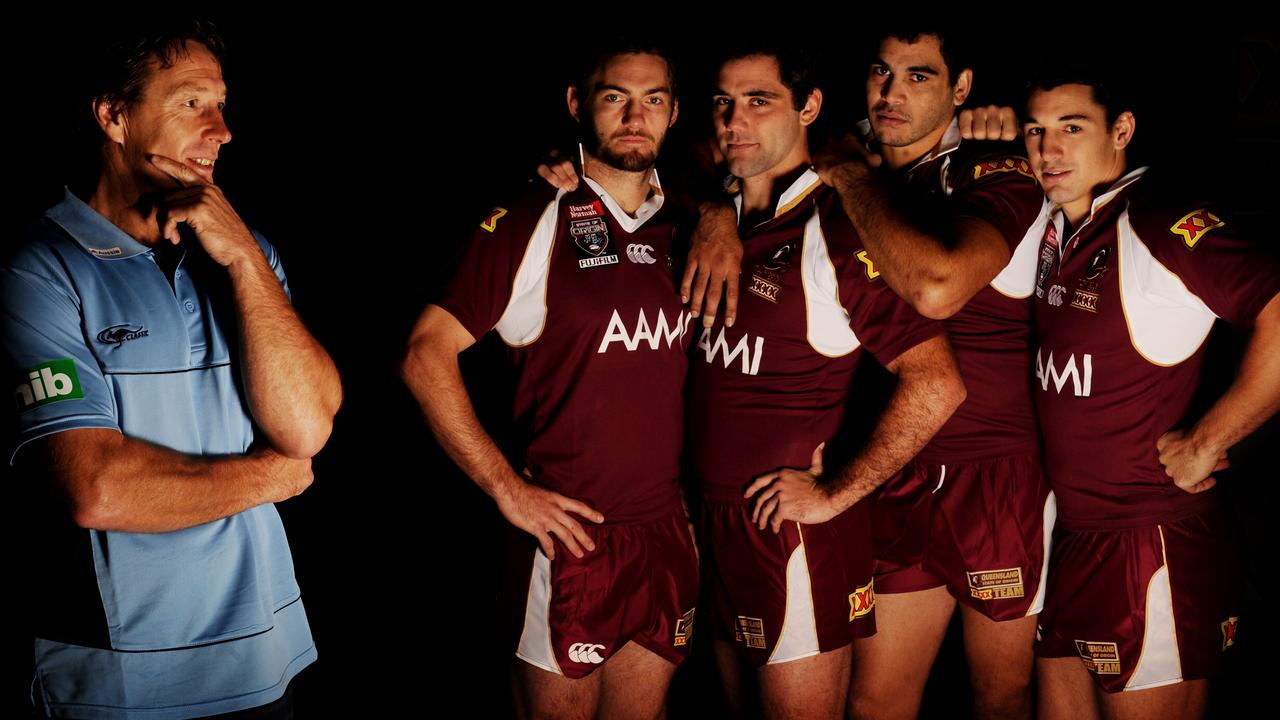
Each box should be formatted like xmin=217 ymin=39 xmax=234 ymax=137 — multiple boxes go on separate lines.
xmin=597 ymin=308 xmax=692 ymax=353
xmin=1035 ymin=348 xmax=1092 ymax=397
xmin=567 ymin=642 xmax=605 ymax=664
xmin=14 ymin=359 xmax=83 ymax=411
xmin=697 ymin=327 xmax=764 ymax=376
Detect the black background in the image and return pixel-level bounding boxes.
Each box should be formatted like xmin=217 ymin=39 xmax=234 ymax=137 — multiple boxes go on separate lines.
xmin=3 ymin=13 xmax=1277 ymax=718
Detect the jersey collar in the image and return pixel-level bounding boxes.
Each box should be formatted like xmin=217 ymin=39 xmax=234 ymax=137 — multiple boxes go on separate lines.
xmin=732 ymin=167 xmax=824 ymax=225
xmin=578 ymin=144 xmax=665 ymax=233
xmin=46 ymin=188 xmax=152 ymax=260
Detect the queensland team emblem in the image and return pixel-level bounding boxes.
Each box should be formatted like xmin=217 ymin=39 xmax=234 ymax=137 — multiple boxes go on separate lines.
xmin=1035 ymin=223 xmax=1059 ymax=299
xmin=734 ymin=616 xmax=767 ymax=649
xmin=1170 ymin=209 xmax=1224 ymax=249
xmin=856 ymin=250 xmax=880 ymax=280
xmin=1071 ymin=246 xmax=1110 ymax=313
xmin=1221 ymin=617 xmax=1239 ymax=650
xmin=848 ymin=580 xmax=876 ymax=620
xmin=1074 ymin=640 xmax=1122 ymax=675
xmin=479 ymin=207 xmax=507 ymax=233
xmin=750 ymin=242 xmax=793 ymax=303
xmin=967 ymin=568 xmax=1025 ymax=600
xmin=973 ymin=157 xmax=1034 ymax=181
xmin=570 ymin=218 xmax=618 ymax=268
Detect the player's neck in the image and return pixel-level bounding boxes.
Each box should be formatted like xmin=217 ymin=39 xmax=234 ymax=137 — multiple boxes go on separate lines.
xmin=583 ymin=154 xmax=654 ymax=217
xmin=88 ymin=167 xmax=164 ymax=247
xmin=880 ymin=116 xmax=953 ymax=171
xmin=740 ymin=158 xmax=810 ymax=227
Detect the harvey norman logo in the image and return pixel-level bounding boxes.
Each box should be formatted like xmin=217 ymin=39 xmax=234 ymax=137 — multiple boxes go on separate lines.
xmin=14 ymin=359 xmax=83 ymax=411
xmin=1035 ymin=348 xmax=1092 ymax=397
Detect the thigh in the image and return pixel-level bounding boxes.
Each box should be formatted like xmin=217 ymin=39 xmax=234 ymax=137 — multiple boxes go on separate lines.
xmin=1037 ymin=656 xmax=1100 ymax=720
xmin=849 ymin=586 xmax=954 ymax=720
xmin=597 ymin=641 xmax=678 ymax=720
xmin=1098 ymin=678 xmax=1209 ymax=720
xmin=758 ymin=644 xmax=851 ymax=720
xmin=960 ymin=606 xmax=1036 ymax=720
xmin=513 ymin=659 xmax=600 ymax=720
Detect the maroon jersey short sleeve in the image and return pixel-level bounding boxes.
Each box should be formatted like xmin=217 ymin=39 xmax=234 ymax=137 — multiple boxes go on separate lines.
xmin=949 ymin=153 xmax=1044 ymax=255
xmin=436 ymin=191 xmax=556 ymax=340
xmin=1127 ymin=200 xmax=1280 ymax=326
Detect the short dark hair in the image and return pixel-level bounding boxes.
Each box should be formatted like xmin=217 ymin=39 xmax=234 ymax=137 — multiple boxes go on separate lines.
xmin=1024 ymin=63 xmax=1131 ymax=125
xmin=571 ymin=42 xmax=678 ymax=102
xmin=718 ymin=44 xmax=819 ymax=111
xmin=89 ymin=20 xmax=226 ymax=114
xmin=874 ymin=27 xmax=970 ymax=88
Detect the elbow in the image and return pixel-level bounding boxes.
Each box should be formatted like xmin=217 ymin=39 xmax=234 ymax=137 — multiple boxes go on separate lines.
xmin=938 ymin=371 xmax=967 ymax=420
xmin=912 ymin=279 xmax=966 ymax=321
xmin=64 ymin=475 xmax=114 ymax=530
xmin=270 ymin=419 xmax=334 ymax=459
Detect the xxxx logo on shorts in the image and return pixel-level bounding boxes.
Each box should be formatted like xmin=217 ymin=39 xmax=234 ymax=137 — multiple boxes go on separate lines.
xmin=674 ymin=607 xmax=695 ymax=647
xmin=1074 ymin=640 xmax=1121 ymax=675
xmin=735 ymin=616 xmax=766 ymax=649
xmin=967 ymin=568 xmax=1025 ymax=600
xmin=1221 ymin=617 xmax=1239 ymax=651
xmin=848 ymin=580 xmax=876 ymax=621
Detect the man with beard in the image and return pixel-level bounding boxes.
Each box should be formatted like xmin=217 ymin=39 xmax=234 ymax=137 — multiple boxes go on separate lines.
xmin=401 ymin=45 xmax=698 ymax=718
xmin=1 ymin=22 xmax=339 ymax=718
xmin=1024 ymin=71 xmax=1279 ymax=720
xmin=693 ymin=46 xmax=966 ymax=719
xmin=808 ymin=30 xmax=1051 ymax=720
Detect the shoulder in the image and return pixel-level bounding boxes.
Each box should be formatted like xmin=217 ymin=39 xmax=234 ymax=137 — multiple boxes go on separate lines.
xmin=949 ymin=140 xmax=1036 ymax=190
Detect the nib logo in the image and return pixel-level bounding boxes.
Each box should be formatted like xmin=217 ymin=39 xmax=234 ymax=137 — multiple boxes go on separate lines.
xmin=14 ymin=359 xmax=83 ymax=411
xmin=567 ymin=642 xmax=606 ymax=664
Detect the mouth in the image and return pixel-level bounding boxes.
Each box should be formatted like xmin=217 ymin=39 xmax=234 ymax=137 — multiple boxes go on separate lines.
xmin=726 ymin=142 xmax=758 ymax=155
xmin=612 ymin=134 xmax=653 ymax=145
xmin=187 ymin=157 xmax=216 ymax=178
xmin=1040 ymin=168 xmax=1071 ymax=186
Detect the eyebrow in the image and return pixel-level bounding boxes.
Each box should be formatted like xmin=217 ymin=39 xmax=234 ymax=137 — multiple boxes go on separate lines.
xmin=714 ymin=88 xmax=783 ymax=99
xmin=164 ymin=81 xmax=226 ymax=99
xmin=871 ymin=58 xmax=941 ymax=76
xmin=599 ymin=84 xmax=671 ymax=96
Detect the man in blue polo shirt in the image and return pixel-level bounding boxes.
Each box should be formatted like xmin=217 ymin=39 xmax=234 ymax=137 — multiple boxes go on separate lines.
xmin=2 ymin=22 xmax=341 ymax=719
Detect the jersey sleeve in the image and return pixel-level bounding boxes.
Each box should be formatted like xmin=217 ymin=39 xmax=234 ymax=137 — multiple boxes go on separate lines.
xmin=1133 ymin=204 xmax=1280 ymax=326
xmin=250 ymin=229 xmax=291 ymax=300
xmin=2 ymin=263 xmax=119 ymax=465
xmin=949 ymin=154 xmax=1043 ymax=252
xmin=435 ymin=198 xmax=550 ymax=341
xmin=845 ymin=263 xmax=945 ymax=366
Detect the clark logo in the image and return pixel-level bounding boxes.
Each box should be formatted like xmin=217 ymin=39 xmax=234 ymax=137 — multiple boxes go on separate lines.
xmin=856 ymin=250 xmax=880 ymax=280
xmin=479 ymin=207 xmax=508 ymax=233
xmin=1169 ymin=209 xmax=1224 ymax=250
xmin=1221 ymin=617 xmax=1239 ymax=650
xmin=848 ymin=580 xmax=876 ymax=620
xmin=14 ymin=359 xmax=83 ymax=411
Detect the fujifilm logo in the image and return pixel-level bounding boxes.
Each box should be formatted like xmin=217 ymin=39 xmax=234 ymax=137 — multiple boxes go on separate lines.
xmin=14 ymin=359 xmax=83 ymax=411
xmin=1036 ymin=349 xmax=1092 ymax=397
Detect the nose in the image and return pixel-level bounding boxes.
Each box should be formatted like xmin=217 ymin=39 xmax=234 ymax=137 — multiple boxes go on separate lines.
xmin=879 ymin=74 xmax=904 ymax=104
xmin=205 ymin=108 xmax=232 ymax=145
xmin=622 ymin=99 xmax=644 ymax=129
xmin=1039 ymin=130 xmax=1063 ymax=161
xmin=723 ymin=101 xmax=746 ymax=134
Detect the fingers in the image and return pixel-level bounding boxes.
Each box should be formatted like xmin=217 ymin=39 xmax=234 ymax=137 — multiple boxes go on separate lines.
xmin=750 ymin=483 xmax=782 ymax=526
xmin=755 ymin=493 xmax=780 ymax=531
xmin=688 ymin=263 xmax=711 ymax=319
xmin=561 ymin=496 xmax=605 ymax=525
xmin=744 ymin=473 xmax=777 ymax=500
xmin=958 ymin=108 xmax=976 ymax=140
xmin=148 ymin=154 xmax=206 ymax=187
xmin=535 ymin=531 xmax=557 ymax=561
xmin=536 ymin=160 xmax=580 ymax=191
xmin=809 ymin=442 xmax=825 ymax=474
xmin=723 ymin=272 xmax=739 ymax=328
xmin=546 ymin=513 xmax=593 ymax=558
xmin=1183 ymin=477 xmax=1218 ymax=494
xmin=997 ymin=106 xmax=1019 ymax=141
xmin=702 ymin=272 xmax=724 ymax=328
xmin=680 ymin=258 xmax=698 ymax=305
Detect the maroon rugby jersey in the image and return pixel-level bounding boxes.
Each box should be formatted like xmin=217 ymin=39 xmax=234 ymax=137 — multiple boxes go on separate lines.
xmin=1032 ymin=168 xmax=1280 ymax=529
xmin=687 ymin=169 xmax=943 ymax=503
xmin=877 ymin=119 xmax=1045 ymax=462
xmin=437 ymin=173 xmax=693 ymax=524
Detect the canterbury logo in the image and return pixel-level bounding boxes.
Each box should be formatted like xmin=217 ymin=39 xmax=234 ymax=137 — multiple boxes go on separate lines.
xmin=567 ymin=642 xmax=606 ymax=664
xmin=626 ymin=244 xmax=657 ymax=264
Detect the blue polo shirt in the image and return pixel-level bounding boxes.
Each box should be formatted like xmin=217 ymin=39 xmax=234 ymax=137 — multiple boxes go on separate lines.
xmin=3 ymin=190 xmax=316 ymax=719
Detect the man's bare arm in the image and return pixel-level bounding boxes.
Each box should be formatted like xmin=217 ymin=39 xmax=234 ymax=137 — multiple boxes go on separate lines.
xmin=1158 ymin=292 xmax=1280 ymax=493
xmin=747 ymin=335 xmax=965 ymax=530
xmin=150 ymin=156 xmax=342 ymax=459
xmin=30 ymin=428 xmax=312 ymax=533
xmin=400 ymin=305 xmax=603 ymax=559
xmin=815 ymin=139 xmax=1010 ymax=320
